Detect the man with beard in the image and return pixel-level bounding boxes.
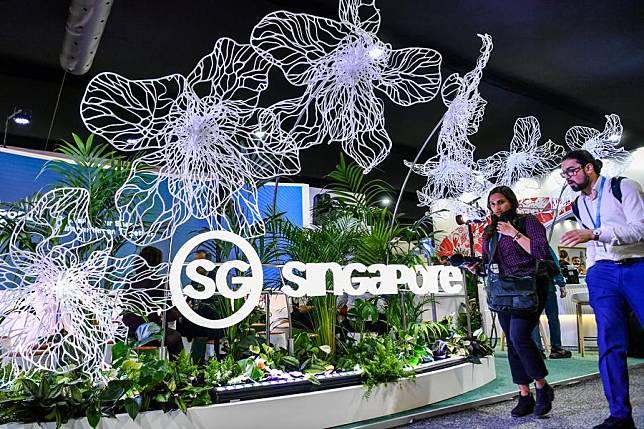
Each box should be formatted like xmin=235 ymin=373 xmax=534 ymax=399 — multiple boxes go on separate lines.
xmin=560 ymin=150 xmax=644 ymax=429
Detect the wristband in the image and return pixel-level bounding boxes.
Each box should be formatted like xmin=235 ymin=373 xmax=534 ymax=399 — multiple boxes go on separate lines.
xmin=512 ymin=231 xmax=522 ymax=240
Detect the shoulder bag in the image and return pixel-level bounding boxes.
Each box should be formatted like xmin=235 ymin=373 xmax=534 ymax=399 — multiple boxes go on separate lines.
xmin=485 ymin=234 xmax=540 ymax=315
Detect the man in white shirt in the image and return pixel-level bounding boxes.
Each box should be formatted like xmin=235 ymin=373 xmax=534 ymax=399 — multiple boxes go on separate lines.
xmin=560 ymin=150 xmax=644 ymax=429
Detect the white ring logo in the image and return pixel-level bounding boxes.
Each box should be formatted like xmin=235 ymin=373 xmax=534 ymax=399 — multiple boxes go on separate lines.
xmin=169 ymin=230 xmax=263 ymax=329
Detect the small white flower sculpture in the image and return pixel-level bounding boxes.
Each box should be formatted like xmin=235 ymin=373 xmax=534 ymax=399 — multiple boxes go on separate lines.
xmin=565 ymin=113 xmax=630 ymax=175
xmin=251 ymin=0 xmax=442 ymax=173
xmin=406 ymin=34 xmax=493 ymax=205
xmin=477 ymin=116 xmax=565 ymax=187
xmin=81 ymin=37 xmax=300 ymax=245
xmin=0 ymin=188 xmax=168 ymax=384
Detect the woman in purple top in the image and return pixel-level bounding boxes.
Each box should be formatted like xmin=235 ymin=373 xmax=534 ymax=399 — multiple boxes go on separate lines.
xmin=481 ymin=186 xmax=555 ymax=418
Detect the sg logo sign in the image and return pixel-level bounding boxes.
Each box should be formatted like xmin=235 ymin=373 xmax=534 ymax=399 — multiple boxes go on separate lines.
xmin=170 ymin=231 xmax=464 ymax=329
xmin=169 ymin=230 xmax=264 ymax=329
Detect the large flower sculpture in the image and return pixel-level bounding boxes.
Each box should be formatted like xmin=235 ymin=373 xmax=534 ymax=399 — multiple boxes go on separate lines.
xmin=81 ymin=37 xmax=300 ymax=245
xmin=406 ymin=34 xmax=493 ymax=205
xmin=553 ymin=114 xmax=629 ymax=204
xmin=0 ymin=188 xmax=168 ymax=384
xmin=251 ymin=0 xmax=442 ymax=173
xmin=565 ymin=113 xmax=630 ymax=175
xmin=477 ymin=116 xmax=565 ymax=187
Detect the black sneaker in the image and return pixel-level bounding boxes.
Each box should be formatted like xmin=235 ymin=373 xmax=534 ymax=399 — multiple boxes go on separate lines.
xmin=534 ymin=383 xmax=554 ymax=417
xmin=511 ymin=393 xmax=535 ymax=417
xmin=540 ymin=351 xmax=547 ymax=360
xmin=592 ymin=415 xmax=636 ymax=429
xmin=549 ymin=348 xmax=572 ymax=359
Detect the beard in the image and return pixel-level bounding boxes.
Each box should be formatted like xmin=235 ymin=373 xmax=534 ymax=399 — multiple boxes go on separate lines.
xmin=568 ymin=172 xmax=590 ymax=192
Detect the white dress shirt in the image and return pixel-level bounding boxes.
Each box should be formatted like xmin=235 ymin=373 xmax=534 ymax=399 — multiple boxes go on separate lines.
xmin=575 ymin=175 xmax=644 ymax=267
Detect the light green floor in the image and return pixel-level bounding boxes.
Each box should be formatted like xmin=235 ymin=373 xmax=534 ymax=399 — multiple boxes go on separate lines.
xmin=339 ymin=351 xmax=644 ymax=428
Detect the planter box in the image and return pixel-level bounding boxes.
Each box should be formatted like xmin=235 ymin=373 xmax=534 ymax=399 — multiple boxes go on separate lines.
xmin=1 ymin=356 xmax=495 ymax=429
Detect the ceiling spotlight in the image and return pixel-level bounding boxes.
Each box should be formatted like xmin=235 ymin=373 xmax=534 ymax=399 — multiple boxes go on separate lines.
xmin=381 ymin=196 xmax=391 ymax=206
xmin=126 ymin=137 xmax=140 ymax=144
xmin=254 ymin=130 xmax=267 ymax=139
xmin=3 ymin=107 xmax=32 ymax=148
xmin=12 ymin=110 xmax=32 ymax=125
xmin=607 ymin=133 xmax=620 ymax=142
xmin=368 ymin=46 xmax=383 ymax=59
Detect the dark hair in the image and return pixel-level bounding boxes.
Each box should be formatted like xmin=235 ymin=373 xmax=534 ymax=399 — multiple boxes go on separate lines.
xmin=561 ymin=150 xmax=603 ymax=174
xmin=483 ymin=186 xmax=522 ymax=239
xmin=194 ymin=249 xmax=211 ymax=260
xmin=139 ymin=246 xmax=163 ymax=268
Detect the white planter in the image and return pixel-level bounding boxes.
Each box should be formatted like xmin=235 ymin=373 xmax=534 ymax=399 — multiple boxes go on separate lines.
xmin=1 ymin=356 xmax=495 ymax=429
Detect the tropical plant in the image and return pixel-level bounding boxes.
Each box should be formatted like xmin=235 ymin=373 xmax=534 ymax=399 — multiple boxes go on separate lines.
xmin=271 ymin=219 xmax=360 ymax=357
xmin=346 ymin=298 xmax=379 ymax=336
xmin=336 ymin=334 xmax=407 ymax=396
xmin=42 ymin=133 xmax=134 ymax=253
xmin=0 ymin=371 xmax=92 ymax=428
xmin=456 ymin=271 xmax=483 ymax=334
xmin=0 ymin=133 xmax=136 ymax=256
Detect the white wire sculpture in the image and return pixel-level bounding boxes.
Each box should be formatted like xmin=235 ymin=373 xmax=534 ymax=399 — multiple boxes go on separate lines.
xmin=552 ymin=114 xmax=630 ymax=204
xmin=477 ymin=116 xmax=565 ymax=187
xmin=81 ymin=37 xmax=300 ymax=245
xmin=405 ymin=34 xmax=493 ymax=205
xmin=565 ymin=113 xmax=630 ymax=176
xmin=0 ymin=188 xmax=169 ymax=385
xmin=251 ymin=0 xmax=442 ymax=173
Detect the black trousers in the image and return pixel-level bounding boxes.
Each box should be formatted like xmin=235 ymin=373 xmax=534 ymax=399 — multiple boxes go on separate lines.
xmin=497 ymin=275 xmax=550 ymax=385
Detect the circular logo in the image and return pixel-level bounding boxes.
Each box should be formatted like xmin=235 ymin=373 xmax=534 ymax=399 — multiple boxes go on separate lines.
xmin=169 ymin=230 xmax=263 ymax=329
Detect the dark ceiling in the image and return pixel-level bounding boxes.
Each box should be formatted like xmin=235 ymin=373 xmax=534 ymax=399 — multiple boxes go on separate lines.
xmin=1 ymin=0 xmax=643 ymax=219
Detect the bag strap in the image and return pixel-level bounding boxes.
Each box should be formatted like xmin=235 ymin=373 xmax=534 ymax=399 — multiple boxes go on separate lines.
xmin=488 ymin=233 xmax=499 ymax=263
xmin=571 ymin=196 xmax=591 ymax=229
xmin=611 ymin=176 xmax=625 ymax=203
xmin=572 ymin=177 xmax=624 ymax=229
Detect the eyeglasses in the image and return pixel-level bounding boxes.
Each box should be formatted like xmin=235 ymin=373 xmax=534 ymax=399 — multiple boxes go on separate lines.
xmin=560 ymin=166 xmax=583 ymax=178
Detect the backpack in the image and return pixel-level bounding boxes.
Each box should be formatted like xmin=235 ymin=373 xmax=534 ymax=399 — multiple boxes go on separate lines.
xmin=571 ymin=176 xmax=625 ymax=229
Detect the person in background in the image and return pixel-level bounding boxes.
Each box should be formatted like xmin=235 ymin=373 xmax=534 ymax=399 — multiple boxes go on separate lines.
xmin=471 ymin=185 xmax=555 ymax=418
xmin=122 ymin=246 xmax=182 ymax=357
xmin=558 ymin=249 xmax=571 ymax=267
xmin=177 ymin=250 xmax=224 ymax=362
xmin=531 ymin=247 xmax=572 ymax=359
xmin=560 ymin=150 xmax=644 ymax=429
xmin=571 ymin=255 xmax=587 ymax=275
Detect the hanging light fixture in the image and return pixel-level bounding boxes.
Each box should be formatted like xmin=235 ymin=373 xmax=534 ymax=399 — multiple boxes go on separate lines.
xmin=2 ymin=107 xmax=32 ymax=148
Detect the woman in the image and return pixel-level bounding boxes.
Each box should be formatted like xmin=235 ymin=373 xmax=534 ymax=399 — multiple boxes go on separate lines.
xmin=478 ymin=186 xmax=555 ymax=417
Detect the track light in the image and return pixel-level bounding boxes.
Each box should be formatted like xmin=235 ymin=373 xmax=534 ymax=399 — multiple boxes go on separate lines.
xmin=2 ymin=107 xmax=32 ymax=148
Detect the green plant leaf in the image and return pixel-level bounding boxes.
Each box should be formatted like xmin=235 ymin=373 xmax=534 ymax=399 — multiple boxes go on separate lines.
xmin=319 ymin=345 xmax=331 ymax=355
xmin=86 ymin=404 xmax=101 ymax=428
xmin=20 ymin=378 xmax=39 ymax=397
xmin=303 ymin=373 xmax=320 ymax=385
xmin=123 ymin=397 xmax=140 ymax=420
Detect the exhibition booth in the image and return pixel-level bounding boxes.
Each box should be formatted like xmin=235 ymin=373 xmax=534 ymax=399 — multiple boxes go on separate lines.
xmin=0 ymin=1 xmax=642 ymax=428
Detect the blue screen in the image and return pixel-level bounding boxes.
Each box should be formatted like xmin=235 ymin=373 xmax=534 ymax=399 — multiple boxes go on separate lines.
xmin=0 ymin=150 xmax=306 ymax=265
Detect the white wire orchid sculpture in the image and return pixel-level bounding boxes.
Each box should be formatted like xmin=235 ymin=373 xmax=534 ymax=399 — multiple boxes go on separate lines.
xmin=81 ymin=37 xmax=300 ymax=245
xmin=552 ymin=114 xmax=629 ymax=204
xmin=565 ymin=113 xmax=630 ymax=175
xmin=251 ymin=0 xmax=442 ymax=173
xmin=0 ymin=188 xmax=169 ymax=385
xmin=477 ymin=116 xmax=565 ymax=187
xmin=406 ymin=34 xmax=493 ymax=205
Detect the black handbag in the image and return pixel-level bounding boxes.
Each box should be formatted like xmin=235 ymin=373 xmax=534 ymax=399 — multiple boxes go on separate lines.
xmin=485 ymin=234 xmax=540 ymax=315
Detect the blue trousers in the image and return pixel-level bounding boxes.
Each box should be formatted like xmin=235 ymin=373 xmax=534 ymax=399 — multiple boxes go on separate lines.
xmin=586 ymin=259 xmax=644 ymax=419
xmin=531 ymin=285 xmax=563 ymax=351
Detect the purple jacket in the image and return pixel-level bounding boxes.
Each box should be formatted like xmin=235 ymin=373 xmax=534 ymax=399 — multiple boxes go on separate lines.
xmin=482 ymin=214 xmax=549 ymax=276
